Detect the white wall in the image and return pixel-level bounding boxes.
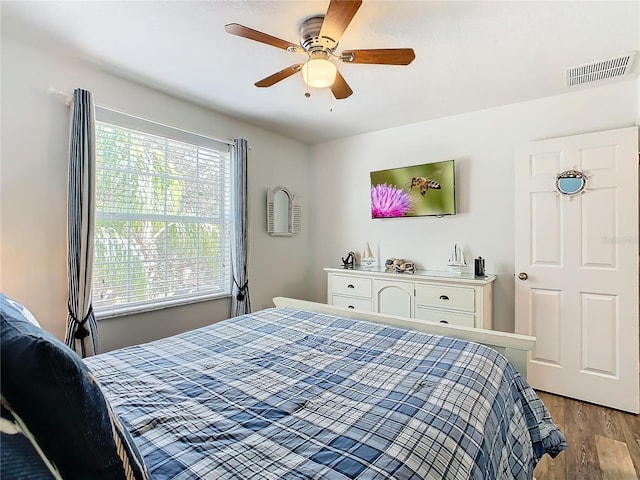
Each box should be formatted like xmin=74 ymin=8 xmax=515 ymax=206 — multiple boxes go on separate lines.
xmin=3 ymin=34 xmax=637 ymax=349
xmin=310 ymin=79 xmax=638 ymax=333
xmin=1 ymin=36 xmax=313 ymax=351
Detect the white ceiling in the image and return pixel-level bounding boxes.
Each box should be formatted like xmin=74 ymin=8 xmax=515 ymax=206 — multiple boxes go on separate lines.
xmin=2 ymin=1 xmax=638 ymax=144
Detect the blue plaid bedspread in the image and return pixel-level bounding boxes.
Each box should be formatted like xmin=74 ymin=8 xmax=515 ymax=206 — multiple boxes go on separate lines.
xmin=86 ymin=307 xmax=566 ymax=479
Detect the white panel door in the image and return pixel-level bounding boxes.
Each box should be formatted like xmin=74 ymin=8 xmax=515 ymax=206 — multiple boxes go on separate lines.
xmin=515 ymin=126 xmax=639 ymax=413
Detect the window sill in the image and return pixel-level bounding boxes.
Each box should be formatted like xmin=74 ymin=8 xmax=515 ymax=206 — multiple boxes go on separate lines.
xmin=95 ymin=293 xmax=231 ymax=320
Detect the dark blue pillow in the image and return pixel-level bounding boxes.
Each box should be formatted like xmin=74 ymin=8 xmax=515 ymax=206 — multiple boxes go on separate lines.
xmin=0 ymin=293 xmax=149 ymax=480
xmin=1 ymin=400 xmax=58 ymax=479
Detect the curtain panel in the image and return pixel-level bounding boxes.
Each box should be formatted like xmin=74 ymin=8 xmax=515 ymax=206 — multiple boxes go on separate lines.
xmin=64 ymin=88 xmax=98 ymax=357
xmin=231 ymin=138 xmax=251 ymax=316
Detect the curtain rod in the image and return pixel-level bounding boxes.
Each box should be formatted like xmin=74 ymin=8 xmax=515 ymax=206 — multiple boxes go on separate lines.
xmin=47 ymin=86 xmax=73 ymax=105
xmin=46 ymin=87 xmax=237 ymax=147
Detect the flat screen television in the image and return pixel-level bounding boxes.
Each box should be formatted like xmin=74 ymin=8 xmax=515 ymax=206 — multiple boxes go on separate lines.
xmin=370 ymin=159 xmax=456 ymax=218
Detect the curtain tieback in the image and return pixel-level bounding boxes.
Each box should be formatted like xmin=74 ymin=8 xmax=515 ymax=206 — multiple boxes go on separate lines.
xmin=68 ymin=304 xmax=93 ymax=339
xmin=234 ymin=280 xmax=249 ymax=302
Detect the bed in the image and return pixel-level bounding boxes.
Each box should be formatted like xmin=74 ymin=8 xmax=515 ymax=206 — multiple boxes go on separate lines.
xmin=1 ymin=294 xmax=565 ymax=480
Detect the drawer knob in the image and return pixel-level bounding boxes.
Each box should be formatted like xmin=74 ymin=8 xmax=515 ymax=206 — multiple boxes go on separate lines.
xmin=439 ymin=320 xmax=449 ymax=324
xmin=348 ymin=305 xmax=355 ymax=309
xmin=347 ymin=284 xmax=355 ymax=289
xmin=439 ymin=295 xmax=449 ymax=300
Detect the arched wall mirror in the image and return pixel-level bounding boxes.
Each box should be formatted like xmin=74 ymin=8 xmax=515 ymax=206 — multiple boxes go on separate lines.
xmin=267 ymin=186 xmax=301 ymax=236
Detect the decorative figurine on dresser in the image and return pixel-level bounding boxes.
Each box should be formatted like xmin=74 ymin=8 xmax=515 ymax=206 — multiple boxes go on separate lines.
xmin=325 ymin=265 xmax=496 ymax=330
xmin=341 ymin=251 xmax=356 ymax=269
xmin=447 ymin=243 xmax=467 ymax=274
xmin=360 ymin=243 xmax=376 ymax=269
xmin=384 ymin=257 xmax=416 ymax=274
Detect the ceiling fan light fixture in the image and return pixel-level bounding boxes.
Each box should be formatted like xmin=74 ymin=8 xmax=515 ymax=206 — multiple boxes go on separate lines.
xmin=302 ymin=58 xmax=337 ymax=88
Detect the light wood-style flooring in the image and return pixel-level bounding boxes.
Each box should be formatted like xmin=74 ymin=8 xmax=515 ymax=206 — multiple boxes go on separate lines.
xmin=534 ymin=391 xmax=640 ymax=480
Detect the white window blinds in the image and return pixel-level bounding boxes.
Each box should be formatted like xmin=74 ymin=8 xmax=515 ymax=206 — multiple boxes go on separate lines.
xmin=93 ymin=107 xmax=232 ymax=317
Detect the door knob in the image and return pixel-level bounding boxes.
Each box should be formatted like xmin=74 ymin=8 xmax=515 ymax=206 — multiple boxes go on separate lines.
xmin=518 ymin=272 xmax=528 ymax=281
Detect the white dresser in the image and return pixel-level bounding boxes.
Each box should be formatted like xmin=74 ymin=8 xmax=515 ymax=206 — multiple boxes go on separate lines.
xmin=325 ymin=266 xmax=496 ymax=329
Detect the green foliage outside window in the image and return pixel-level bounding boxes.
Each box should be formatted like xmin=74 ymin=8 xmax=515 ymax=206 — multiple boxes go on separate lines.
xmin=93 ymin=121 xmax=230 ymax=312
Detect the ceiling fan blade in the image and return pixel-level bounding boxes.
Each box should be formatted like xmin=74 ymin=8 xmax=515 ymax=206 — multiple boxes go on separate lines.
xmin=225 ymin=23 xmax=303 ymax=53
xmin=319 ymin=0 xmax=362 ymax=43
xmin=255 ymin=64 xmax=303 ymax=87
xmin=341 ymin=48 xmax=416 ymax=65
xmin=330 ymin=71 xmax=353 ymax=99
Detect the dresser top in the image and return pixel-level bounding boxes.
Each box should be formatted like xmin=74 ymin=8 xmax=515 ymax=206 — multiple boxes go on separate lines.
xmin=324 ymin=266 xmax=496 ymax=285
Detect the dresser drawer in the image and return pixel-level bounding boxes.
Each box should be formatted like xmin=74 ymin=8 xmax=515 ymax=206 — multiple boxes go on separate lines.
xmin=414 ymin=307 xmax=475 ymax=328
xmin=415 ymin=284 xmax=475 ymax=312
xmin=330 ymin=275 xmax=372 ymax=298
xmin=331 ymin=295 xmax=373 ymax=312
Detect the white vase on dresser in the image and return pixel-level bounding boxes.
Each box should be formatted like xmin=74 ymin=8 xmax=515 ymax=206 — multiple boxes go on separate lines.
xmin=325 ymin=266 xmax=496 ymax=330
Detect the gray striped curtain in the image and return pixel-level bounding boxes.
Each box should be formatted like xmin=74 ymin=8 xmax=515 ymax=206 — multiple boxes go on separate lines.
xmin=231 ymin=138 xmax=251 ymax=316
xmin=64 ymin=88 xmax=98 ymax=357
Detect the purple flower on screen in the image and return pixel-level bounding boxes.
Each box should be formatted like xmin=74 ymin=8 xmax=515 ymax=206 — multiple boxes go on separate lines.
xmin=371 ymin=184 xmax=411 ymax=218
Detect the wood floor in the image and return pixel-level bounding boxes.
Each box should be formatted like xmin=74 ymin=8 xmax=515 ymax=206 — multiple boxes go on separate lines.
xmin=534 ymin=391 xmax=640 ymax=480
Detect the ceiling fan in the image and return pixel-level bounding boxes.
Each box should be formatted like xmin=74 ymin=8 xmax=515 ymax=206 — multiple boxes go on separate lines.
xmin=224 ymin=0 xmax=415 ymax=100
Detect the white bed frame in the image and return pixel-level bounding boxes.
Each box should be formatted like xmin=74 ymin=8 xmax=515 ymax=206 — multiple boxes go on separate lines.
xmin=273 ymin=297 xmax=535 ymax=378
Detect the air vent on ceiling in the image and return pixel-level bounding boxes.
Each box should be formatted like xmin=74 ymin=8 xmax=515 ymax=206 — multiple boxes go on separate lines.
xmin=566 ymin=52 xmax=636 ymax=87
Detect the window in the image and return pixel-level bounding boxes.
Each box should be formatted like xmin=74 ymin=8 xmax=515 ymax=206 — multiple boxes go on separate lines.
xmin=92 ymin=107 xmax=232 ymax=317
